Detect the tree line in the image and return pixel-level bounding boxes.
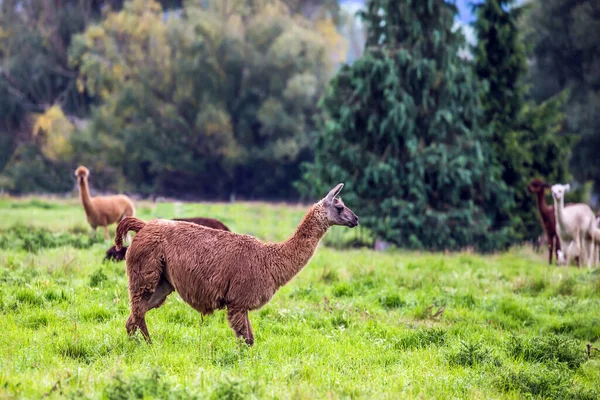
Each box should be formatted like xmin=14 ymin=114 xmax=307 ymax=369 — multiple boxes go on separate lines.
xmin=1 ymin=0 xmax=599 ymax=250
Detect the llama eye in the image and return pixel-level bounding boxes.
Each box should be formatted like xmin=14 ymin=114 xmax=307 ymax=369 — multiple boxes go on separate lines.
xmin=336 ymin=206 xmax=344 ymax=213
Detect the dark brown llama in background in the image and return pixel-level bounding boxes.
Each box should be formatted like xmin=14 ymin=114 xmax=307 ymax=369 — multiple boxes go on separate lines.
xmin=527 ymin=178 xmax=579 ymax=265
xmin=104 ymin=217 xmax=230 ymax=261
xmin=528 ymin=178 xmax=561 ymax=264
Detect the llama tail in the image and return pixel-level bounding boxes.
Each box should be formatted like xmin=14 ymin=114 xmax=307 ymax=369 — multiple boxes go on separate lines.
xmin=115 ymin=217 xmax=146 ymax=250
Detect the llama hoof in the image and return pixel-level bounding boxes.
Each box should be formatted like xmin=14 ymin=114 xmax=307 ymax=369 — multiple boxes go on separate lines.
xmin=236 ymin=336 xmax=254 ymax=346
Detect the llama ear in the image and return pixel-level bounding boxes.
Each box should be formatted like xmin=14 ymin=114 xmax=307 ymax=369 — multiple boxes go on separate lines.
xmin=565 ymin=184 xmax=571 ymax=192
xmin=325 ymin=183 xmax=344 ymax=203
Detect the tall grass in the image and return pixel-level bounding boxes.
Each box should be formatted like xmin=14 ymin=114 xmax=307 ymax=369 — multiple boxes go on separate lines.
xmin=0 ymin=198 xmax=599 ymax=398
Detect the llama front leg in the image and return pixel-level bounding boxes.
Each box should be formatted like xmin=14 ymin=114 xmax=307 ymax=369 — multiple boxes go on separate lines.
xmin=103 ymin=225 xmax=110 ymax=241
xmin=227 ymin=308 xmax=254 ymax=346
xmin=575 ymin=230 xmax=582 ymax=268
xmin=549 ymin=234 xmax=554 ymax=265
xmin=564 ymin=241 xmax=575 ymax=267
xmin=554 ymin=235 xmax=562 ymax=266
xmin=587 ymin=237 xmax=594 ymax=269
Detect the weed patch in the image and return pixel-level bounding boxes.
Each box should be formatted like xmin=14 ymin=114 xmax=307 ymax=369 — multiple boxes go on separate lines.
xmin=210 ymin=376 xmax=261 ymax=400
xmin=505 ymin=334 xmax=586 ymax=369
xmin=496 ymin=298 xmax=535 ymax=326
xmin=555 ymin=276 xmax=577 ymax=296
xmin=447 ymin=340 xmax=497 ymax=367
xmin=496 ymin=364 xmax=577 ymax=399
xmin=43 ymin=289 xmax=68 ymax=303
xmin=394 ymin=328 xmax=447 ymax=350
xmin=88 ymin=269 xmax=108 ymax=287
xmin=103 ymin=370 xmax=196 ymax=400
xmin=378 ymin=292 xmax=405 ymax=309
xmin=13 ymin=289 xmax=44 ymax=308
xmin=0 ymin=225 xmax=102 ymax=252
xmin=548 ymin=317 xmax=600 ymax=341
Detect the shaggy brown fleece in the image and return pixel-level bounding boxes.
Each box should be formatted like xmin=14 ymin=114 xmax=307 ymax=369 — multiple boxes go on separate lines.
xmin=105 ymin=217 xmax=230 ymax=261
xmin=75 ymin=166 xmax=135 ymax=241
xmin=115 ymin=183 xmax=358 ymax=345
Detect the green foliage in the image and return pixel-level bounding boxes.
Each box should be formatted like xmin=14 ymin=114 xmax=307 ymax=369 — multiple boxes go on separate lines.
xmin=209 ymin=377 xmax=261 ymax=400
xmin=103 ymin=369 xmax=197 ymax=399
xmin=0 ymin=0 xmax=343 ymax=198
xmin=0 ymin=0 xmax=96 ymax=188
xmin=525 ymin=0 xmax=600 ymax=193
xmin=473 ymin=0 xmax=572 ymax=242
xmin=0 ymin=225 xmax=102 ymax=252
xmin=88 ymin=269 xmax=108 ymax=288
xmin=66 ymin=0 xmax=331 ymax=198
xmin=447 ymin=340 xmax=495 ymax=368
xmin=303 ymin=0 xmax=512 ymax=251
xmin=393 ymin=328 xmax=447 ymax=350
xmin=506 ymin=334 xmax=586 ymax=370
xmin=0 ymin=144 xmax=73 ymax=194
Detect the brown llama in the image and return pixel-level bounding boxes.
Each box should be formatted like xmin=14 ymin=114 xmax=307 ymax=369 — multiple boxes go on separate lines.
xmin=528 ymin=178 xmax=565 ymax=265
xmin=75 ymin=166 xmax=135 ymax=241
xmin=115 ymin=183 xmax=358 ymax=345
xmin=105 ymin=217 xmax=230 ymax=262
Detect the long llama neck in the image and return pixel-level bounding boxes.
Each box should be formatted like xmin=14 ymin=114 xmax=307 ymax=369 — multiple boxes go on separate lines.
xmin=535 ymin=190 xmax=552 ymax=218
xmin=553 ymin=194 xmax=565 ymax=228
xmin=78 ymin=177 xmax=96 ymax=217
xmin=270 ymin=204 xmax=329 ymax=287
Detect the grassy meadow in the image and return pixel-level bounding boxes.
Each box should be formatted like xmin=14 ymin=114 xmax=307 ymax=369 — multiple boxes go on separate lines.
xmin=0 ymin=196 xmax=599 ymax=399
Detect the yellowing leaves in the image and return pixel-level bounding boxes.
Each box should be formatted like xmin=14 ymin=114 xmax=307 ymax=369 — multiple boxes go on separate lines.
xmin=316 ymin=18 xmax=348 ymax=70
xmin=85 ymin=26 xmax=106 ymax=46
xmin=32 ymin=106 xmax=74 ymax=161
xmin=73 ymin=0 xmax=172 ymax=98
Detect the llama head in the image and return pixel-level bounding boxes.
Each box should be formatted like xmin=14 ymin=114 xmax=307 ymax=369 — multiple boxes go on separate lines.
xmin=75 ymin=165 xmax=90 ymax=178
xmin=527 ymin=178 xmax=550 ymax=193
xmin=74 ymin=166 xmax=89 ymax=184
xmin=551 ymin=183 xmax=570 ymax=201
xmin=319 ymin=183 xmax=359 ymax=228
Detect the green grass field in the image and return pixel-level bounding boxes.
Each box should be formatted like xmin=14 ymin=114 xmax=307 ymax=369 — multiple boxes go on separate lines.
xmin=1 ymin=196 xmax=599 ymax=399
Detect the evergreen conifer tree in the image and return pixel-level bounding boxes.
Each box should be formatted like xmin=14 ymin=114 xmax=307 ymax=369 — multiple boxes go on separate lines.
xmin=473 ymin=0 xmax=571 ymax=241
xmin=303 ymin=0 xmax=512 ymax=251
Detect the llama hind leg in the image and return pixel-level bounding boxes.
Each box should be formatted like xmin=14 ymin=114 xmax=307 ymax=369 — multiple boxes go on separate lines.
xmin=147 ymin=277 xmax=174 ymax=310
xmin=564 ymin=241 xmax=575 ymax=267
xmin=227 ymin=308 xmax=254 ymax=346
xmin=103 ymin=225 xmax=110 ymax=241
xmin=549 ymin=235 xmax=554 ymax=265
xmin=586 ymin=239 xmax=595 ymax=268
xmin=127 ymin=278 xmax=173 ymax=342
xmin=126 ymin=259 xmax=164 ymax=342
